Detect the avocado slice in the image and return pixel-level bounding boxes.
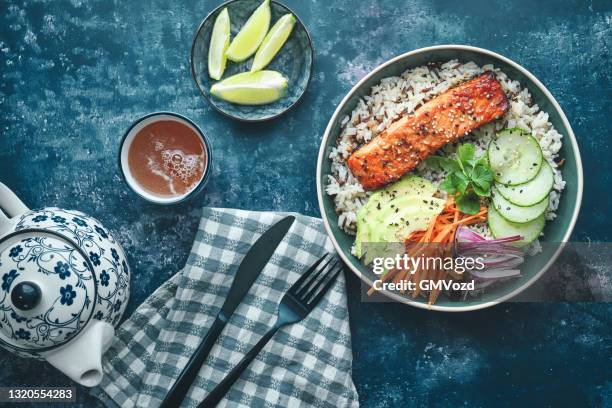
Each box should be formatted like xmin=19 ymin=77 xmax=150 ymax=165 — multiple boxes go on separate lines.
xmin=372 ymin=196 xmax=445 ymax=243
xmin=354 ymin=175 xmax=442 ymax=260
xmin=354 ymin=193 xmax=380 ymax=258
xmin=380 ymin=175 xmax=438 ymax=198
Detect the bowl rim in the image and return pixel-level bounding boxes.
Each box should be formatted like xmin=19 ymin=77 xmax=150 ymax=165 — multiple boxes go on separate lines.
xmin=315 ymin=44 xmax=584 ymax=312
xmin=189 ymin=0 xmax=315 ymax=123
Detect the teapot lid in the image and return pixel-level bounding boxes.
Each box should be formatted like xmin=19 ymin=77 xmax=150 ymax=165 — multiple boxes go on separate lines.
xmin=0 ymin=230 xmax=96 ymax=351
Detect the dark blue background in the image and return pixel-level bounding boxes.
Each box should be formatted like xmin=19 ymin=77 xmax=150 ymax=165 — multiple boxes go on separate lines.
xmin=1 ymin=0 xmax=610 ymax=406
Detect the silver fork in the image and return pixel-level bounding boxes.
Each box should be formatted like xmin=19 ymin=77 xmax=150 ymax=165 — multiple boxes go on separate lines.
xmin=198 ymin=253 xmax=342 ymax=408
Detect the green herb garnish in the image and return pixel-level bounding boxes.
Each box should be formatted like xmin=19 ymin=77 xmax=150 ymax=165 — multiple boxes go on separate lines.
xmin=426 ymin=143 xmax=493 ymax=214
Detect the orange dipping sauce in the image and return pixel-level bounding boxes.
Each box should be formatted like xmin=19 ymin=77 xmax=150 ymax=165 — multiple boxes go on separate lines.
xmin=127 ymin=120 xmax=207 ymax=198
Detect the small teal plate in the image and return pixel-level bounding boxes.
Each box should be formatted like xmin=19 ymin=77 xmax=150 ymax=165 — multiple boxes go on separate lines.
xmin=191 ymin=0 xmax=314 ymax=122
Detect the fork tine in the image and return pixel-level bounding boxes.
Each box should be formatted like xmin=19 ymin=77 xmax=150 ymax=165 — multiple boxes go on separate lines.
xmin=305 ymin=262 xmax=342 ymax=306
xmin=289 ymin=253 xmax=329 ymax=296
xmin=295 ymin=256 xmax=335 ymax=298
xmin=302 ymin=259 xmax=339 ymax=301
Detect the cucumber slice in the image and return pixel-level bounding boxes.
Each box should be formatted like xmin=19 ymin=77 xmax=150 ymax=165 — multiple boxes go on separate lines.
xmin=488 ymin=206 xmax=545 ymax=246
xmin=488 ymin=128 xmax=543 ymax=185
xmin=496 ymin=162 xmax=554 ymax=206
xmin=491 ymin=187 xmax=548 ymax=223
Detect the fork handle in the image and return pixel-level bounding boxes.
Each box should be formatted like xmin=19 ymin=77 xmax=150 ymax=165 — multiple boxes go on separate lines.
xmin=161 ymin=315 xmax=227 ymax=408
xmin=198 ymin=325 xmax=281 ymax=408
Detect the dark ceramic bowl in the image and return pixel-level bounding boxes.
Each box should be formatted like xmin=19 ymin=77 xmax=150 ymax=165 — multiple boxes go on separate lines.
xmin=191 ymin=0 xmax=314 ymax=122
xmin=316 ymin=45 xmax=584 ymax=311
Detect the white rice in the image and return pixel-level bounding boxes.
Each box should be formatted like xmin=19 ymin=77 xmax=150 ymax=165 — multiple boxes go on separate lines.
xmin=325 ymin=60 xmax=565 ymax=248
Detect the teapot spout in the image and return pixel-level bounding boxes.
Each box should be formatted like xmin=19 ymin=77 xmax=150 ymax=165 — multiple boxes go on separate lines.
xmin=41 ymin=320 xmax=114 ymax=387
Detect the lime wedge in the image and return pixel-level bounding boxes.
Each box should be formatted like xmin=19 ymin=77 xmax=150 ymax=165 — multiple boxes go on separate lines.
xmin=208 ymin=8 xmax=231 ymax=80
xmin=225 ymin=0 xmax=271 ymax=62
xmin=210 ymin=70 xmax=288 ymax=105
xmin=251 ymin=14 xmax=296 ymax=72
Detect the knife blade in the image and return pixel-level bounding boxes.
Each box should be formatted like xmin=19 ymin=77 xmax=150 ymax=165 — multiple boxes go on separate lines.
xmin=218 ymin=215 xmax=295 ymax=320
xmin=160 ymin=215 xmax=295 ymax=408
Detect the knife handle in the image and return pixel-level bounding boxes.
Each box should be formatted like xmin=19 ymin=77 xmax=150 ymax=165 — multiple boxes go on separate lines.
xmin=198 ymin=325 xmax=280 ymax=408
xmin=160 ymin=314 xmax=228 ymax=408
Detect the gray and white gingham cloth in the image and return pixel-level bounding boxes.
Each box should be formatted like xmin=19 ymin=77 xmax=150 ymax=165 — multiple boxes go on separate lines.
xmin=91 ymin=208 xmax=359 ymax=408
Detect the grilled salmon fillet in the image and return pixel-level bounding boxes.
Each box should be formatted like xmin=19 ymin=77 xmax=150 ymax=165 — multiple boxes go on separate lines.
xmin=347 ymin=72 xmax=509 ymax=190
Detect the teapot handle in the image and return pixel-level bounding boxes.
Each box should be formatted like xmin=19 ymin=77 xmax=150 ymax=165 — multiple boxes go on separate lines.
xmin=0 ymin=182 xmax=29 ymax=228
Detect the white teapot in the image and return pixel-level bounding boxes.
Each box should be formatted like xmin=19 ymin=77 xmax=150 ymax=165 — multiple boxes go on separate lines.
xmin=0 ymin=183 xmax=130 ymax=386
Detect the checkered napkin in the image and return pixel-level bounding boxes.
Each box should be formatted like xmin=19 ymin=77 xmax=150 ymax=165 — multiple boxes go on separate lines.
xmin=91 ymin=208 xmax=359 ymax=408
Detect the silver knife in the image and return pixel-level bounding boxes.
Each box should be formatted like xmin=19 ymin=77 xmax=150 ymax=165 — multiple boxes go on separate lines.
xmin=160 ymin=215 xmax=295 ymax=408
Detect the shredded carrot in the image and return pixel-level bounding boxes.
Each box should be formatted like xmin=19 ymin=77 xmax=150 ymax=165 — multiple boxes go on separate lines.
xmin=366 ymin=196 xmax=488 ymax=304
xmin=402 ymin=198 xmax=487 ymax=305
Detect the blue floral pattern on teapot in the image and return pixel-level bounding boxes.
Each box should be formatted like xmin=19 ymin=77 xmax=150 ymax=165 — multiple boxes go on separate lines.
xmin=0 ymin=208 xmax=130 ymax=359
xmin=0 ymin=236 xmax=92 ymax=350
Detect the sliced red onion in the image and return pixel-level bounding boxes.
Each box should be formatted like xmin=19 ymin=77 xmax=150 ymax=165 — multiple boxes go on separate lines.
xmin=460 ymin=246 xmax=523 ymax=257
xmin=482 ymin=256 xmax=524 ymax=269
xmin=455 ymin=226 xmax=522 ymax=244
xmin=457 ymin=236 xmax=523 ymax=248
xmin=454 ymin=226 xmax=526 ymax=289
xmin=455 ymin=227 xmax=487 ymax=242
xmin=469 ymin=269 xmax=521 ymax=280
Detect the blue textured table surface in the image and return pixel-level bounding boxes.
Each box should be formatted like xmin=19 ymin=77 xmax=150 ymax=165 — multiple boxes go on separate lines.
xmin=1 ymin=0 xmax=611 ymax=407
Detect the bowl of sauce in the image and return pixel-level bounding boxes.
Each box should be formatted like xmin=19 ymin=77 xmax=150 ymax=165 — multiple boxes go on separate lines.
xmin=119 ymin=112 xmax=212 ymax=204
